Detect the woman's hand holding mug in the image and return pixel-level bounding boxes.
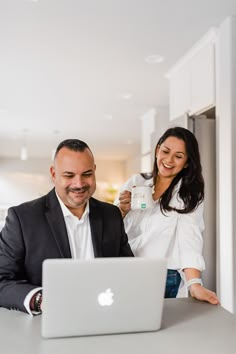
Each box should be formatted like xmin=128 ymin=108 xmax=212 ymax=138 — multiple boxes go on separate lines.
xmin=118 ymin=190 xmax=131 ymax=217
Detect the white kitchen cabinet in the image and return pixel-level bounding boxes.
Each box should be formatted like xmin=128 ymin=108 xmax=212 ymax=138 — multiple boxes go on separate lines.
xmin=190 ymin=42 xmax=215 ymax=114
xmin=167 ymin=28 xmax=217 ymax=120
xmin=169 ymin=62 xmax=191 ymax=119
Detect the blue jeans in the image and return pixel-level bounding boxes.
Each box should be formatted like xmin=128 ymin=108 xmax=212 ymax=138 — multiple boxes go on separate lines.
xmin=165 ymin=269 xmax=181 ymax=298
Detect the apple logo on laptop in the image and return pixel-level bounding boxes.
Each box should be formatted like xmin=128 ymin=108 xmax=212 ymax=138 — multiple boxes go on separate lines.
xmin=97 ymin=288 xmax=114 ymax=306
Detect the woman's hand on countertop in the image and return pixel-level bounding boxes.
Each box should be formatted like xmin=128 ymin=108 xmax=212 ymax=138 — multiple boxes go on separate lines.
xmin=190 ymin=284 xmax=220 ymax=305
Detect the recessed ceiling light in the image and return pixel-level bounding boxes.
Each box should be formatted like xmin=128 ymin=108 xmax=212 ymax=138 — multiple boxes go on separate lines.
xmin=104 ymin=114 xmax=113 ymax=120
xmin=145 ymin=54 xmax=164 ymax=64
xmin=52 ymin=129 xmax=61 ymax=135
xmin=121 ymin=93 xmax=133 ymax=100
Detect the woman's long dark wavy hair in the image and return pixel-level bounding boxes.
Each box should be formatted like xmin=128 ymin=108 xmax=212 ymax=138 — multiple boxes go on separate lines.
xmin=151 ymin=127 xmax=204 ymax=214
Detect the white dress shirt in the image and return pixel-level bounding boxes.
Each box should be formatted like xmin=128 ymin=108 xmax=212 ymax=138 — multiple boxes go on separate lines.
xmin=115 ymin=174 xmax=206 ymax=297
xmin=57 ymin=194 xmax=94 ymax=260
xmin=24 ymin=194 xmax=94 ymax=315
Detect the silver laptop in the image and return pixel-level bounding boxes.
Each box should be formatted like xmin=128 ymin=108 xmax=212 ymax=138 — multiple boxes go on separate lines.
xmin=41 ymin=257 xmax=167 ymax=338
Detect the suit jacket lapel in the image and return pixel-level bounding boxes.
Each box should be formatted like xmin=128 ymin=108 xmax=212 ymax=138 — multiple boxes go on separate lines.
xmin=45 ymin=189 xmax=71 ymax=258
xmin=89 ymin=198 xmax=103 ymax=257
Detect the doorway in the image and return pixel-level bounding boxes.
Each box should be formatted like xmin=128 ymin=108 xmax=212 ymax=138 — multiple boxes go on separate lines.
xmin=171 ymin=107 xmax=216 ymax=291
xmin=189 ymin=108 xmax=216 ymax=291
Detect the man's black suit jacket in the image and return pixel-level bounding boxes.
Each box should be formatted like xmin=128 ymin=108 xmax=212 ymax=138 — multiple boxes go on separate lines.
xmin=0 ymin=189 xmax=133 ymax=312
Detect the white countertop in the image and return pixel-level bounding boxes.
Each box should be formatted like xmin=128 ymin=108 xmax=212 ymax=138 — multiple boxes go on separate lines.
xmin=1 ymin=298 xmax=236 ymax=354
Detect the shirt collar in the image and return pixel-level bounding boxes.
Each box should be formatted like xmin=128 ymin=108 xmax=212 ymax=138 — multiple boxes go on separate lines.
xmin=55 ymin=191 xmax=90 ymax=221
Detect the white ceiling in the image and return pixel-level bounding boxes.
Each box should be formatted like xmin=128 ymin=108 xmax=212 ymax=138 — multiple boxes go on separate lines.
xmin=0 ymin=0 xmax=236 ymax=160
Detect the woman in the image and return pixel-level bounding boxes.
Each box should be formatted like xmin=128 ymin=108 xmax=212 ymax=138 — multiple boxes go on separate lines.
xmin=116 ymin=127 xmax=219 ymax=305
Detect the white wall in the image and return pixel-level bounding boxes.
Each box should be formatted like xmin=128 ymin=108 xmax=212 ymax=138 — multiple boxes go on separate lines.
xmin=232 ymin=17 xmax=236 ymax=319
xmin=216 ymin=16 xmax=236 ymax=313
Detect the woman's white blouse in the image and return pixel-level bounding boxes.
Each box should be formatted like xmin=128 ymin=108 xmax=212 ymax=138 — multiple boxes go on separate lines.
xmin=115 ymin=174 xmax=206 ymax=297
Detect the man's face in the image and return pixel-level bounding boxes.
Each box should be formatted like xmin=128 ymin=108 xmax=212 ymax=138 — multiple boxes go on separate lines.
xmin=50 ymin=147 xmax=96 ymax=212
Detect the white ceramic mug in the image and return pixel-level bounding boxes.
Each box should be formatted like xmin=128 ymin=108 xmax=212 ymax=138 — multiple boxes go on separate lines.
xmin=131 ymin=186 xmax=154 ymax=210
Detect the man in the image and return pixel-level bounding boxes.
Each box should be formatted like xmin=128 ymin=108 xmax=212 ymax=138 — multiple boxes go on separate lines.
xmin=0 ymin=139 xmax=133 ymax=314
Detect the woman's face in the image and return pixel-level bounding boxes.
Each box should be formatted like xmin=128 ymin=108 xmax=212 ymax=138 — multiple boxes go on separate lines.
xmin=156 ymin=136 xmax=188 ymax=179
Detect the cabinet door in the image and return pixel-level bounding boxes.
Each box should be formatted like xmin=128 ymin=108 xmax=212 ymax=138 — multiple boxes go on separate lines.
xmin=190 ymin=42 xmax=215 ymax=114
xmin=169 ymin=62 xmax=191 ymax=120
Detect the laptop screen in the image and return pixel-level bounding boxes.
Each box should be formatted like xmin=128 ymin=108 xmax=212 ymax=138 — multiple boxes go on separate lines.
xmin=42 ymin=257 xmax=167 ymax=338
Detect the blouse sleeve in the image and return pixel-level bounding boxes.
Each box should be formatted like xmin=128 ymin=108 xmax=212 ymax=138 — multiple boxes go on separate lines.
xmin=176 ymin=202 xmax=206 ymax=271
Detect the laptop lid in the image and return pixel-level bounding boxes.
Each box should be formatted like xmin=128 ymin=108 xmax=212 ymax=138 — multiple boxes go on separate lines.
xmin=41 ymin=257 xmax=167 ymax=338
